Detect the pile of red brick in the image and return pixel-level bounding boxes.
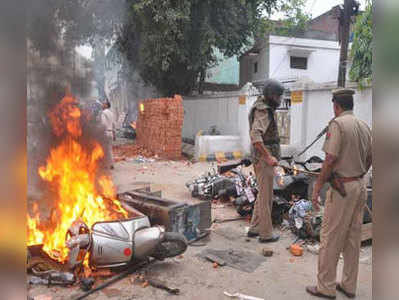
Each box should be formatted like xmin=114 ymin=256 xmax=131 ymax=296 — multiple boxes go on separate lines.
xmin=136 ymin=95 xmax=184 ymax=159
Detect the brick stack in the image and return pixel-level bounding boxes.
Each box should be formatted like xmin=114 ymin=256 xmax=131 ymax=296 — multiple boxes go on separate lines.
xmin=136 ymin=95 xmax=184 ymax=159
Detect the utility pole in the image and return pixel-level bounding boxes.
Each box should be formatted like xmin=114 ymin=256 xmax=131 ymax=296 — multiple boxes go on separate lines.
xmin=337 ymin=0 xmax=359 ymax=87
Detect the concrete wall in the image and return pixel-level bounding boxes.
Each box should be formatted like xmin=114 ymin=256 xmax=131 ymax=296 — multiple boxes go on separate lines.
xmin=251 ymin=39 xmax=270 ymax=83
xmin=184 ymin=82 xmax=372 ymax=161
xmin=268 ymin=35 xmax=340 ymax=83
xmin=183 ymin=92 xmax=241 ymax=140
xmin=290 ymin=84 xmax=372 ymax=161
xmin=240 ymin=35 xmax=342 ymax=86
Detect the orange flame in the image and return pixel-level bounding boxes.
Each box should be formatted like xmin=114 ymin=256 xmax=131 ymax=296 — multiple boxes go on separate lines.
xmin=275 ymin=166 xmax=286 ymax=187
xmin=27 ymin=95 xmax=128 ymax=263
xmin=293 ymin=165 xmax=299 ymax=176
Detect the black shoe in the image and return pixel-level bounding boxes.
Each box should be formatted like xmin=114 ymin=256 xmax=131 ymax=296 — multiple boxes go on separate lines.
xmin=247 ymin=231 xmax=259 ymax=238
xmin=336 ymin=283 xmax=355 ymax=298
xmin=258 ymin=234 xmax=280 ymax=243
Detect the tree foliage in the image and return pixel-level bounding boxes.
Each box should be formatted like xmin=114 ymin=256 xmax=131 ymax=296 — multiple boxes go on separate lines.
xmin=117 ymin=0 xmax=284 ymax=96
xmin=28 ymin=0 xmax=310 ymax=96
xmin=257 ymin=0 xmax=310 ymax=38
xmin=349 ymin=2 xmax=372 ymax=88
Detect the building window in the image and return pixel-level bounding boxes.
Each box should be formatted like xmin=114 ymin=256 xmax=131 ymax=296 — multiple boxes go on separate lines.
xmin=290 ymin=56 xmax=308 ymax=70
xmin=254 ymin=62 xmax=258 ymax=73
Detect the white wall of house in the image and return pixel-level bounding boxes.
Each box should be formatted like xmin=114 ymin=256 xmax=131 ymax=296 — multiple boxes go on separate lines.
xmin=290 ymin=83 xmax=372 ymax=161
xmin=269 ymin=35 xmax=340 ymax=83
xmin=251 ymin=39 xmax=270 ymax=83
xmin=246 ymin=35 xmax=342 ymax=85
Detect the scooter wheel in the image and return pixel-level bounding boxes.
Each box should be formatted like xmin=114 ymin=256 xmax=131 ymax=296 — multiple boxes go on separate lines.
xmin=152 ymin=232 xmax=188 ymax=260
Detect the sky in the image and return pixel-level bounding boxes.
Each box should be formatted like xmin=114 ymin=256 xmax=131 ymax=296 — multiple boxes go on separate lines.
xmin=76 ymin=0 xmax=369 ymax=60
xmin=303 ymin=0 xmax=367 ymax=18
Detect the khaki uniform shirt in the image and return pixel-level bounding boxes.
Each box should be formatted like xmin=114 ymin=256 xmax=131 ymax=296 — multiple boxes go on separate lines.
xmin=101 ymin=108 xmax=115 ymax=136
xmin=250 ymin=109 xmax=271 ymax=145
xmin=322 ymin=111 xmax=372 ymax=177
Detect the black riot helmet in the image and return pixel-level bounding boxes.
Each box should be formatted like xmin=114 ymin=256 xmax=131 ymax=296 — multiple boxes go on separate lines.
xmin=262 ymin=79 xmax=284 ymax=108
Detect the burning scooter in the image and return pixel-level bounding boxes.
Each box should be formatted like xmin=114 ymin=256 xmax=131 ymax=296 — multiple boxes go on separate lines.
xmin=66 ymin=210 xmax=188 ymax=270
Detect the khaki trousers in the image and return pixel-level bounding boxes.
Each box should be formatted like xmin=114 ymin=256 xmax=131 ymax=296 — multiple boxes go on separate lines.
xmin=249 ymin=161 xmax=274 ymax=239
xmin=317 ymin=180 xmax=366 ymax=296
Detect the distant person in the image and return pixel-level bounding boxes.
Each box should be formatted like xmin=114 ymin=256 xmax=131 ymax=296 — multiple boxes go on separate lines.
xmin=100 ymin=99 xmax=115 ymax=169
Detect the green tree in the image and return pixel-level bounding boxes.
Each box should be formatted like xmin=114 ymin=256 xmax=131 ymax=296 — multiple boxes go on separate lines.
xmin=117 ymin=0 xmax=283 ymax=96
xmin=257 ymin=0 xmax=310 ymax=38
xmin=349 ymin=1 xmax=372 ymax=88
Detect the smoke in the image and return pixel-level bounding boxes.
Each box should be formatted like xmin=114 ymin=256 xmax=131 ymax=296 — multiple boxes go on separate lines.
xmin=26 ymin=0 xmax=126 ymax=195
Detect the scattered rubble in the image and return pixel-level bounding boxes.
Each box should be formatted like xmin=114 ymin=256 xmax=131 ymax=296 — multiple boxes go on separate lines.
xmin=224 ymin=291 xmax=264 ymax=300
xmin=261 ymin=248 xmax=273 ymax=257
xmin=198 ymin=248 xmax=266 ymax=273
xmin=306 ymin=244 xmax=320 ymax=255
xmin=113 ymin=143 xmax=155 ymax=162
xmin=290 ymin=244 xmax=304 ymax=256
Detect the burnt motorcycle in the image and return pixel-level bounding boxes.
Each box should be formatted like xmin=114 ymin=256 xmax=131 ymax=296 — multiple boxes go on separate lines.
xmin=65 ymin=213 xmax=188 ymax=270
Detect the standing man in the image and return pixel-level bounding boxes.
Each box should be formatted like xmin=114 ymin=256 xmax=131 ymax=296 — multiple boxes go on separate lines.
xmin=247 ymin=79 xmax=284 ymax=243
xmin=101 ymin=99 xmax=115 ymax=169
xmin=306 ymin=89 xmax=372 ymax=299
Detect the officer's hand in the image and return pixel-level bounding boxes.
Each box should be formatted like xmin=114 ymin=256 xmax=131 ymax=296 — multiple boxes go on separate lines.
xmin=312 ymin=184 xmax=321 ymax=212
xmin=266 ymin=156 xmax=278 ymax=167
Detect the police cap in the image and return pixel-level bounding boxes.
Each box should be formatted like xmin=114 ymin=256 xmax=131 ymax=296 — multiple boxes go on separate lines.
xmin=263 ymin=79 xmax=284 ymax=98
xmin=331 ymin=88 xmax=355 ymax=109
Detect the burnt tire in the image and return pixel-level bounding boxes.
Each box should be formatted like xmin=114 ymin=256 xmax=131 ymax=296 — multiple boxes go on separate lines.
xmin=152 ymin=232 xmax=188 ymax=260
xmin=237 ymin=204 xmax=253 ymax=216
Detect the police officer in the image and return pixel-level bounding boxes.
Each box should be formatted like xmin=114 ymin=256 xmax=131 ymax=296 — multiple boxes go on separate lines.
xmin=306 ymin=89 xmax=372 ymax=299
xmin=247 ymin=79 xmax=284 ymax=243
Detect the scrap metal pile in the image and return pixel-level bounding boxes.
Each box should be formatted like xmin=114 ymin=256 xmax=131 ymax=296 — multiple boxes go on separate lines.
xmin=186 ymin=156 xmax=325 ymax=237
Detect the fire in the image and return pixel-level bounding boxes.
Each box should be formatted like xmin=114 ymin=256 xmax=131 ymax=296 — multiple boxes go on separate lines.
xmin=274 ymin=166 xmax=286 ymax=187
xmin=293 ymin=165 xmax=299 ymax=176
xmin=27 ymin=95 xmax=128 ymax=263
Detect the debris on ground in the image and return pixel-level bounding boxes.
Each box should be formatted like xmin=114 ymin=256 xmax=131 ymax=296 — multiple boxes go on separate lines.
xmin=126 ymin=155 xmax=156 ymax=164
xmin=224 ymin=291 xmax=265 ymax=300
xmin=306 ymin=244 xmax=320 ymax=255
xmin=205 ymin=253 xmax=227 ymax=266
xmin=135 ymin=274 xmax=180 ymax=295
xmin=80 ymin=277 xmax=95 ymax=291
xmin=33 ymin=294 xmax=53 ymax=300
xmin=290 ymin=244 xmax=304 ymax=256
xmin=113 ymin=144 xmax=154 ymax=162
xmin=28 ymin=272 xmax=75 ymax=287
xmin=261 ymin=248 xmax=273 ymax=257
xmin=198 ymin=248 xmax=266 ymax=273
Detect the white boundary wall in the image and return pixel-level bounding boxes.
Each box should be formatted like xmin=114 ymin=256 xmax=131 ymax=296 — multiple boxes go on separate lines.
xmin=182 ymin=82 xmax=372 ymax=160
xmin=290 ymin=82 xmax=372 ymax=161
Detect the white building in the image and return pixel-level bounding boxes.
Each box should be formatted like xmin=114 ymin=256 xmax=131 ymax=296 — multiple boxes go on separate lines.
xmin=240 ymin=34 xmax=343 ymax=88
